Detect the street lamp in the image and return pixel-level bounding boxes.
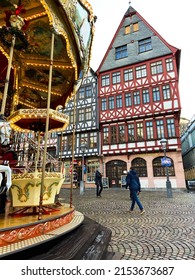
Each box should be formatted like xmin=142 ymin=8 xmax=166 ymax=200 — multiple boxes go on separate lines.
xmin=160 ymin=138 xmax=173 ymax=198
xmin=80 ymin=143 xmax=87 ymax=195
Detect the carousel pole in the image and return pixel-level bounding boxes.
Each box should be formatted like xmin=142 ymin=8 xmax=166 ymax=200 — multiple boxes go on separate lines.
xmin=35 ymin=132 xmax=41 ymax=173
xmin=1 ymin=35 xmax=16 ymax=115
xmin=38 ymin=31 xmax=55 ymax=220
xmin=70 ymin=92 xmax=77 ymax=208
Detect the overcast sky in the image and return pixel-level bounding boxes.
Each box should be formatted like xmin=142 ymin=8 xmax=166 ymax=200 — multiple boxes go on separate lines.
xmin=89 ymin=0 xmax=194 ymax=120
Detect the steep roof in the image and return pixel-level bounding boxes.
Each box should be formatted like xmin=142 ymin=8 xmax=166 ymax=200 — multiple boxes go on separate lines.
xmin=97 ymin=6 xmax=181 ymax=74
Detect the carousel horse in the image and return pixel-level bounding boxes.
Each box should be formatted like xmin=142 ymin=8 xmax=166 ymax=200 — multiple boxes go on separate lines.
xmin=0 ymin=116 xmax=12 ymax=193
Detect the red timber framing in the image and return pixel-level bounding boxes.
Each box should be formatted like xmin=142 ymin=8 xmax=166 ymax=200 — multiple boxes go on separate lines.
xmin=96 ymin=5 xmax=185 ymax=189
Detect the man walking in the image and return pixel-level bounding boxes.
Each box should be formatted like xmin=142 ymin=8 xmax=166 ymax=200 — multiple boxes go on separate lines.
xmin=95 ymin=169 xmax=103 ymax=197
xmin=126 ymin=167 xmax=145 ymax=214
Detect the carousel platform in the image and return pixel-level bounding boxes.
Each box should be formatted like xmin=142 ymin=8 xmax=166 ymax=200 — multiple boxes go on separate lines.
xmin=0 ymin=204 xmax=84 ymax=259
xmin=0 ymin=205 xmax=112 ymax=260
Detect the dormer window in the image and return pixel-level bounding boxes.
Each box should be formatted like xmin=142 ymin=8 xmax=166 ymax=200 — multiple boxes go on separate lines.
xmin=115 ymin=45 xmax=127 ymax=60
xmin=124 ymin=23 xmax=139 ymax=34
xmin=138 ymin=37 xmax=152 ymax=53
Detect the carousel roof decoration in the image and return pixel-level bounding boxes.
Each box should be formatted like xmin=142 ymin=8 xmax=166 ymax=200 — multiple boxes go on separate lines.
xmin=0 ymin=3 xmax=29 ymax=51
xmin=8 ymin=108 xmax=69 ymax=133
xmin=0 ymin=0 xmax=95 ymax=132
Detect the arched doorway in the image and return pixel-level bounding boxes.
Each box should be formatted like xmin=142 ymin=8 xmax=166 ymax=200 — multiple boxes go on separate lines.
xmin=106 ymin=160 xmax=127 ymax=188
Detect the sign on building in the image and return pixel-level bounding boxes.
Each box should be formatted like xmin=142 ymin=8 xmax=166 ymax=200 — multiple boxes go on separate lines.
xmin=161 ymin=157 xmax=172 ymax=167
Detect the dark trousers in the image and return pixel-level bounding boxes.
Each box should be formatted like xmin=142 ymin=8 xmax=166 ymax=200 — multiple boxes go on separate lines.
xmin=96 ymin=181 xmax=103 ymax=197
xmin=0 ymin=189 xmax=6 ymax=213
xmin=130 ymin=190 xmax=143 ymax=211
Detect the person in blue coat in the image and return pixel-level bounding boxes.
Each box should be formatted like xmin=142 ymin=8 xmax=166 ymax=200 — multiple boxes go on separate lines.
xmin=126 ymin=167 xmax=145 ymax=214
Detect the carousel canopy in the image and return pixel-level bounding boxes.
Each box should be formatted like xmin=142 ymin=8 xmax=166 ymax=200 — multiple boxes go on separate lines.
xmin=0 ymin=0 xmax=95 ymax=112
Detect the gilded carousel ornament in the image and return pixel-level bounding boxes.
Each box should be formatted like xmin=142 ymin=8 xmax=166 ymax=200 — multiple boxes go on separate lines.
xmin=0 ymin=4 xmax=29 ymax=51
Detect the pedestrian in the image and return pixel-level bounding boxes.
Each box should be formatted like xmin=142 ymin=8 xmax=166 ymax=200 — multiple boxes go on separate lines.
xmin=0 ymin=143 xmax=18 ymax=214
xmin=95 ymin=169 xmax=103 ymax=197
xmin=126 ymin=167 xmax=145 ymax=214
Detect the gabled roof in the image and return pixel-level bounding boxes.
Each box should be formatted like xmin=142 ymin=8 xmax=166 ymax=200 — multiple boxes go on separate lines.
xmin=97 ymin=6 xmax=181 ymax=74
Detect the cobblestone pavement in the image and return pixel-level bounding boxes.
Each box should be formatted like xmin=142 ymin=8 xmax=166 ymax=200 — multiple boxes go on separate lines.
xmin=61 ymin=188 xmax=195 ymax=260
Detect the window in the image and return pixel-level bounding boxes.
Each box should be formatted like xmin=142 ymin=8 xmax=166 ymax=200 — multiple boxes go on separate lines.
xmin=153 ymin=157 xmax=175 ymax=177
xmin=101 ymin=98 xmax=107 ymax=111
xmin=124 ymin=23 xmax=139 ymax=34
xmin=116 ymin=95 xmax=122 ymax=108
xmin=137 ymin=122 xmax=144 ymax=140
xmin=101 ymin=75 xmax=110 ymax=87
xmin=110 ymin=126 xmax=117 ymax=144
xmin=146 ymin=121 xmax=153 ymax=139
xmin=136 ymin=65 xmax=147 ymax=78
xmin=131 ymin=158 xmax=147 ymax=177
xmin=132 ymin=22 xmax=139 ymax=32
xmin=87 ymin=159 xmax=99 ymax=182
xmin=89 ymin=132 xmax=97 ymax=148
xmin=61 ymin=135 xmax=72 ymax=151
xmin=127 ymin=123 xmax=135 ymax=142
xmin=138 ymin=37 xmax=152 ymax=53
xmin=162 ymin=84 xmax=171 ymax=100
xmin=108 ymin=96 xmax=114 ymax=110
xmin=115 ymin=45 xmax=128 ymax=60
xmin=133 ymin=91 xmax=140 ymax=105
xmin=103 ymin=127 xmax=109 ymax=144
xmin=61 ymin=135 xmax=67 ymax=151
xmin=156 ymin=120 xmax=164 ymax=139
xmin=124 ymin=68 xmax=133 ymax=81
xmin=166 ymin=58 xmax=174 ymax=72
xmin=124 ymin=25 xmax=130 ymax=34
xmin=78 ymin=87 xmax=85 ymax=99
xmin=151 ymin=61 xmax=163 ymax=75
xmin=142 ymin=89 xmax=150 ymax=104
xmin=78 ymin=85 xmax=92 ymax=99
xmin=86 ymin=85 xmax=92 ymax=98
xmin=80 ymin=133 xmax=88 ymax=147
xmin=152 ymin=86 xmax=160 ymax=102
xmin=119 ymin=125 xmax=125 ymax=143
xmin=67 ymin=110 xmax=74 ymax=124
xmin=125 ymin=93 xmax=132 ymax=107
xmin=78 ymin=108 xmax=85 ymax=121
xmin=167 ymin=118 xmax=176 ymax=137
xmin=112 ymin=72 xmax=121 ymax=84
xmin=85 ymin=107 xmax=92 ymax=121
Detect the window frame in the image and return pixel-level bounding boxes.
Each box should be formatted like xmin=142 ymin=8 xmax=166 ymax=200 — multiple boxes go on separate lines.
xmin=138 ymin=37 xmax=152 ymax=53
xmin=115 ymin=45 xmax=128 ymax=60
xmin=136 ymin=65 xmax=147 ymax=78
xmin=112 ymin=71 xmax=121 ymax=84
xmin=131 ymin=158 xmax=148 ymax=177
xmin=116 ymin=94 xmax=123 ymax=108
xmin=101 ymin=75 xmax=110 ymax=87
xmin=124 ymin=68 xmax=134 ymax=81
xmin=101 ymin=98 xmax=107 ymax=111
xmin=108 ymin=96 xmax=115 ymax=110
xmin=151 ymin=61 xmax=163 ymax=75
xmin=162 ymin=84 xmax=171 ymax=100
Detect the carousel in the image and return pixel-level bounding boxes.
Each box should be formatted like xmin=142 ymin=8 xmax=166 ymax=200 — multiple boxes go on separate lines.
xmin=0 ymin=0 xmax=95 ymax=258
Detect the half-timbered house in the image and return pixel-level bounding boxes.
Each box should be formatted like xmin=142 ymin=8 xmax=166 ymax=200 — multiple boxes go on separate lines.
xmin=58 ymin=68 xmax=100 ymax=187
xmin=96 ymin=6 xmax=185 ymax=189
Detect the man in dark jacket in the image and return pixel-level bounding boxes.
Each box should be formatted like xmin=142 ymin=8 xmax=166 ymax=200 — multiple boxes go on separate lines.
xmin=126 ymin=167 xmax=145 ymax=214
xmin=95 ymin=169 xmax=103 ymax=197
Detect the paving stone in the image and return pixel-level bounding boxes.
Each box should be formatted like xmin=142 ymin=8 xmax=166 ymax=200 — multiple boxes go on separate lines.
xmin=61 ymin=188 xmax=195 ymax=260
